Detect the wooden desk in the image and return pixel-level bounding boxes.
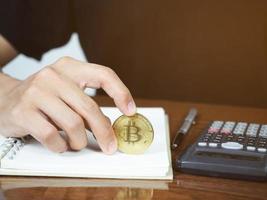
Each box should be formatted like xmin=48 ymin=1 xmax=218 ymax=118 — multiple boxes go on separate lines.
xmin=0 ymin=96 xmax=266 ymax=200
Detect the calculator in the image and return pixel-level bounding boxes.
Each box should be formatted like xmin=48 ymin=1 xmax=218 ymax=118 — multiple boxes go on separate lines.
xmin=176 ymin=121 xmax=267 ymax=180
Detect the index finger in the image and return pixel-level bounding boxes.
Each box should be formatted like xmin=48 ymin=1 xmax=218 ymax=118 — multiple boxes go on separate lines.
xmin=52 ymin=57 xmax=136 ymax=116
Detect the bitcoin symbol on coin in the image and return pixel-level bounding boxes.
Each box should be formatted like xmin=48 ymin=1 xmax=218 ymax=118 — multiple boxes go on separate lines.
xmin=113 ymin=113 xmax=154 ymax=154
xmin=123 ymin=121 xmax=141 ymax=144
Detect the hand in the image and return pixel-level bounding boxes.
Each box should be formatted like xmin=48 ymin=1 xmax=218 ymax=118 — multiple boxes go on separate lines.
xmin=0 ymin=57 xmax=136 ymax=154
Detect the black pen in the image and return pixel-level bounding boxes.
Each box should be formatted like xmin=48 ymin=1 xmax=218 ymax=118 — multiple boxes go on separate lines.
xmin=171 ymin=108 xmax=198 ymax=150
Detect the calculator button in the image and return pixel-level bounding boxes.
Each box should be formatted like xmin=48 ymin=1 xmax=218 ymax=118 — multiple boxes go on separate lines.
xmin=247 ymin=142 xmax=255 ymax=146
xmin=257 ymin=143 xmax=266 ymax=148
xmin=233 ymin=122 xmax=247 ymax=135
xmin=257 ymin=148 xmax=267 ymax=153
xmin=247 ymin=140 xmax=256 ymax=144
xmin=208 ymin=128 xmax=219 ymax=133
xmin=258 ymin=141 xmax=266 ymax=145
xmin=211 ymin=121 xmax=224 ymax=128
xmin=237 ymin=136 xmax=245 ymax=140
xmin=246 ymin=123 xmax=260 ymax=136
xmin=208 ymin=143 xmax=218 ymax=148
xmin=248 ymin=136 xmax=256 ymax=140
xmin=213 ymin=140 xmax=221 ymax=144
xmin=208 ymin=121 xmax=224 ymax=133
xmin=221 ymin=121 xmax=235 ymax=134
xmin=221 ymin=142 xmax=243 ymax=150
xmin=198 ymin=142 xmax=207 ymax=147
xmin=258 ymin=139 xmax=267 ymax=145
xmin=237 ymin=136 xmax=245 ymax=143
xmin=247 ymin=146 xmax=256 ymax=151
xmin=259 ymin=125 xmax=267 ymax=138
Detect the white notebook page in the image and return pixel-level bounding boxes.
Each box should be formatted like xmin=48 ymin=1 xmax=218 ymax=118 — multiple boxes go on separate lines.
xmin=1 ymin=107 xmax=170 ymax=177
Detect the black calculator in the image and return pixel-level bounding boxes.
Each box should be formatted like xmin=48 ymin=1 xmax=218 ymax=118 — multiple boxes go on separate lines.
xmin=176 ymin=121 xmax=267 ymax=180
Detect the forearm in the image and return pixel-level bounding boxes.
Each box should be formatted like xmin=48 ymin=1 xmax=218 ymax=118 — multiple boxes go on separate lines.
xmin=0 ymin=34 xmax=18 ymax=67
xmin=0 ymin=34 xmax=20 ymax=95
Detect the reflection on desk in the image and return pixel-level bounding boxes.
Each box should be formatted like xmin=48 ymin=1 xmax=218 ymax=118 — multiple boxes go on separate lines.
xmin=0 ymin=177 xmax=170 ymax=200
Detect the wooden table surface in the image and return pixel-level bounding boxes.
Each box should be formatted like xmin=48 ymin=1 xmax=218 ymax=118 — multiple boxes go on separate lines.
xmin=0 ymin=96 xmax=267 ymax=200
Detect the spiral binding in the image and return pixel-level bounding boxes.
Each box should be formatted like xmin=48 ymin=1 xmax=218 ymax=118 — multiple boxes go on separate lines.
xmin=0 ymin=138 xmax=24 ymax=162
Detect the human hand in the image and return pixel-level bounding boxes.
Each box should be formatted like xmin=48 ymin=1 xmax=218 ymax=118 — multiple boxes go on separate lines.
xmin=0 ymin=57 xmax=136 ymax=154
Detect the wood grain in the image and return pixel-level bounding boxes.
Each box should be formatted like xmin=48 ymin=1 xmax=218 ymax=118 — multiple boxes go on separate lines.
xmin=1 ymin=96 xmax=267 ymax=200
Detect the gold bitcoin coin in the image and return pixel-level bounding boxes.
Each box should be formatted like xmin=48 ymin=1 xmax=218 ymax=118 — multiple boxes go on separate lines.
xmin=113 ymin=113 xmax=154 ymax=154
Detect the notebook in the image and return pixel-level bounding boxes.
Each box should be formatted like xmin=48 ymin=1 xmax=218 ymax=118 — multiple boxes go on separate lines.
xmin=0 ymin=107 xmax=173 ymax=180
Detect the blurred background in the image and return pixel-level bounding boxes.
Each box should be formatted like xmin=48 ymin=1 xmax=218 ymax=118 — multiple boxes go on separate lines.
xmin=2 ymin=0 xmax=267 ymax=108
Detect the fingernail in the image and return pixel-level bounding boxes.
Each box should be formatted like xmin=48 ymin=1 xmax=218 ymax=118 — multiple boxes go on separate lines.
xmin=107 ymin=140 xmax=117 ymax=154
xmin=127 ymin=101 xmax=136 ymax=115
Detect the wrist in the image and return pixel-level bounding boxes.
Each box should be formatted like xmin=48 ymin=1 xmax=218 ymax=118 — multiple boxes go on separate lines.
xmin=0 ymin=73 xmax=20 ymax=96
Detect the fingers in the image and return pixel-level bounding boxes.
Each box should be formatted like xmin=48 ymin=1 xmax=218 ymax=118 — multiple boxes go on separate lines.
xmin=68 ymin=97 xmax=117 ymax=155
xmin=33 ymin=92 xmax=88 ymax=151
xmin=52 ymin=57 xmax=136 ymax=116
xmin=60 ymin=85 xmax=117 ymax=154
xmin=23 ymin=110 xmax=67 ymax=153
xmin=55 ymin=79 xmax=117 ymax=154
xmin=19 ymin=57 xmax=135 ymax=154
xmin=96 ymin=65 xmax=137 ymax=116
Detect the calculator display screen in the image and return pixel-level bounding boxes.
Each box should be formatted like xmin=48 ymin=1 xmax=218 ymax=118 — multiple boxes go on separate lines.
xmin=196 ymin=151 xmax=262 ymax=161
